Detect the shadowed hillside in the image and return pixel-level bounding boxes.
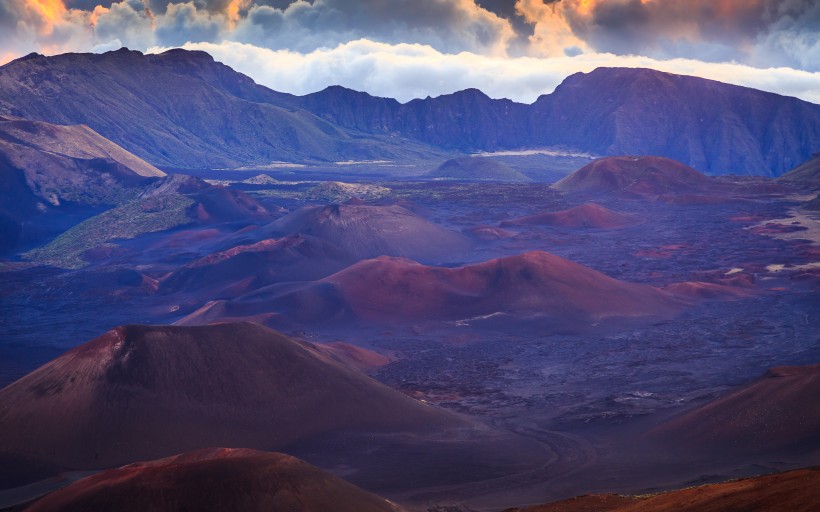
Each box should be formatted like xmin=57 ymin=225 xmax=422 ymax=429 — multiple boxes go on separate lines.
xmin=0 ymin=115 xmax=164 ymax=252
xmin=180 ymin=251 xmax=688 ymax=331
xmin=24 ymin=448 xmax=404 ymax=512
xmin=509 ymin=466 xmax=820 ymax=512
xmin=257 ymin=203 xmax=472 ymax=262
xmin=0 ymin=323 xmax=462 ymax=474
xmin=648 ymin=364 xmax=820 ymax=456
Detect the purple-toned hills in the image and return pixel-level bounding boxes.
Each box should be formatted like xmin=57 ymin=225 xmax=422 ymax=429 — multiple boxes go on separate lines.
xmin=2 ymin=51 xmax=818 ymax=175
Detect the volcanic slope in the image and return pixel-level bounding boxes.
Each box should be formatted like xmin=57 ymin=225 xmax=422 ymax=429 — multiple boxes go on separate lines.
xmin=257 ymin=203 xmax=471 ymax=262
xmin=0 ymin=115 xmax=164 ymax=251
xmin=501 ymin=203 xmax=639 ymax=229
xmin=325 ymin=252 xmax=684 ymax=325
xmin=0 ymin=49 xmax=438 ymax=168
xmin=427 ymin=157 xmax=530 ymax=181
xmin=141 ymin=174 xmax=270 ymax=223
xmin=511 ymin=466 xmax=820 ymax=512
xmin=158 ymin=234 xmax=354 ymax=298
xmin=778 ymin=153 xmax=820 ymax=192
xmin=647 ymin=364 xmax=820 ymax=457
xmin=552 ymin=156 xmax=719 ymax=200
xmin=529 ymin=67 xmax=820 ymax=176
xmin=180 ymin=251 xmax=686 ymax=330
xmin=0 ymin=322 xmax=462 ymax=473
xmin=24 ymin=448 xmax=404 ymax=512
xmin=24 ymin=174 xmax=271 ymax=269
xmin=294 ymin=68 xmax=820 ymax=176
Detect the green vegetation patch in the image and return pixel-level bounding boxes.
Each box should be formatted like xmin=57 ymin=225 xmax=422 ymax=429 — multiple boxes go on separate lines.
xmin=25 ymin=194 xmax=195 ymax=269
xmin=37 ymin=179 xmax=141 ymax=207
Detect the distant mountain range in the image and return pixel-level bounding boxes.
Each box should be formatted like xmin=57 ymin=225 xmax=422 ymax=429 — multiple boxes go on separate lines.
xmin=1 ymin=48 xmax=819 ymax=176
xmin=0 ymin=49 xmax=440 ymax=168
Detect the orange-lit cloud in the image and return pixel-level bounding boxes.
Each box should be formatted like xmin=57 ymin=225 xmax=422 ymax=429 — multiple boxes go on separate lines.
xmin=89 ymin=5 xmax=109 ymax=28
xmin=3 ymin=0 xmax=95 ymax=58
xmin=515 ymin=0 xmax=586 ymax=56
xmin=225 ymin=0 xmax=249 ymax=27
xmin=1 ymin=0 xmax=819 ymax=107
xmin=25 ymin=0 xmax=67 ymax=32
xmin=3 ymin=0 xmax=818 ymax=67
xmin=546 ymin=0 xmax=777 ymax=61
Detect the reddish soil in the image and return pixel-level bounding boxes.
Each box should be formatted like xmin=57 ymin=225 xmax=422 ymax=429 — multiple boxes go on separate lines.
xmin=505 ymin=494 xmax=640 ymax=512
xmin=512 ymin=466 xmax=820 ymax=512
xmin=552 ymin=156 xmax=715 ymax=198
xmin=178 ymin=250 xmax=763 ymax=331
xmin=662 ymin=281 xmax=756 ymax=302
xmin=190 ymin=186 xmax=270 ymax=222
xmin=466 ymin=225 xmax=516 ymax=240
xmin=158 ymin=234 xmax=353 ymax=297
xmin=501 ymin=203 xmax=640 ymax=229
xmin=0 ymin=323 xmax=462 ymax=470
xmin=315 ymin=342 xmax=393 ymax=372
xmin=258 ymin=203 xmax=471 ymax=262
xmin=325 ymin=251 xmax=686 ymax=326
xmin=647 ymin=364 xmax=820 ymax=456
xmin=24 ymin=448 xmax=405 ymax=512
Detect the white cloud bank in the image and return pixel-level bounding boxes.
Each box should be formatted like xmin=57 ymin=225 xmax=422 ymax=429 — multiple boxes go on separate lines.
xmin=150 ymin=39 xmax=820 ymax=105
xmin=3 ymin=0 xmax=820 ymax=106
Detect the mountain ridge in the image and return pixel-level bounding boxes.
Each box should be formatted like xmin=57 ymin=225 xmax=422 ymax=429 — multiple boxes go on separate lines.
xmin=0 ymin=48 xmax=442 ymax=168
xmin=2 ymin=49 xmax=819 ymax=175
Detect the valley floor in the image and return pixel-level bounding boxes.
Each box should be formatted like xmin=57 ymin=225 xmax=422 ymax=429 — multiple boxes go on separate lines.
xmin=1 ymin=173 xmax=818 ymax=511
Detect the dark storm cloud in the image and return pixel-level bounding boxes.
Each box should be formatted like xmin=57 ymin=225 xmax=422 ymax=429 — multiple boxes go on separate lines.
xmin=559 ymin=0 xmax=820 ymax=69
xmin=0 ymin=0 xmax=515 ymax=59
xmin=475 ymin=0 xmax=535 ymax=52
xmin=231 ymin=0 xmax=515 ymax=54
xmin=755 ymin=0 xmax=820 ymax=70
xmin=58 ymin=0 xmax=532 ymax=54
xmin=154 ymin=2 xmax=224 ymax=47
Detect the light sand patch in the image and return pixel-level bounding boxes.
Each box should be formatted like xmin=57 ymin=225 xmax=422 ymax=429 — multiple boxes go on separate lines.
xmin=473 ymin=148 xmax=597 ymax=158
xmin=765 ymin=262 xmax=820 ymax=273
xmin=750 ymin=208 xmax=820 ymax=245
xmin=791 ymin=262 xmax=820 ymax=271
xmin=334 ymin=160 xmax=392 ymax=165
xmin=230 ymin=161 xmax=307 ymax=170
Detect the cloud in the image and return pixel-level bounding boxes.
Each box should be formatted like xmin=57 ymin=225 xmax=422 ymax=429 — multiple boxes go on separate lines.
xmin=4 ymin=0 xmax=820 ymax=73
xmin=89 ymin=37 xmax=122 ymax=52
xmin=752 ymin=1 xmax=820 ymax=71
xmin=231 ymin=0 xmax=516 ymax=55
xmin=92 ymin=0 xmax=155 ymax=49
xmin=518 ymin=0 xmax=820 ymax=69
xmin=0 ymin=0 xmax=517 ymax=62
xmin=150 ymin=39 xmax=820 ymax=105
xmin=0 ymin=0 xmax=96 ymax=59
xmin=515 ymin=0 xmax=587 ymax=57
xmin=154 ymin=2 xmax=225 ymax=46
xmin=2 ymin=0 xmax=820 ymax=111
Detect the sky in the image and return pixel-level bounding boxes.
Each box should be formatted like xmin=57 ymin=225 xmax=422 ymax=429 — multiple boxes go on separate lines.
xmin=3 ymin=0 xmax=820 ymax=104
